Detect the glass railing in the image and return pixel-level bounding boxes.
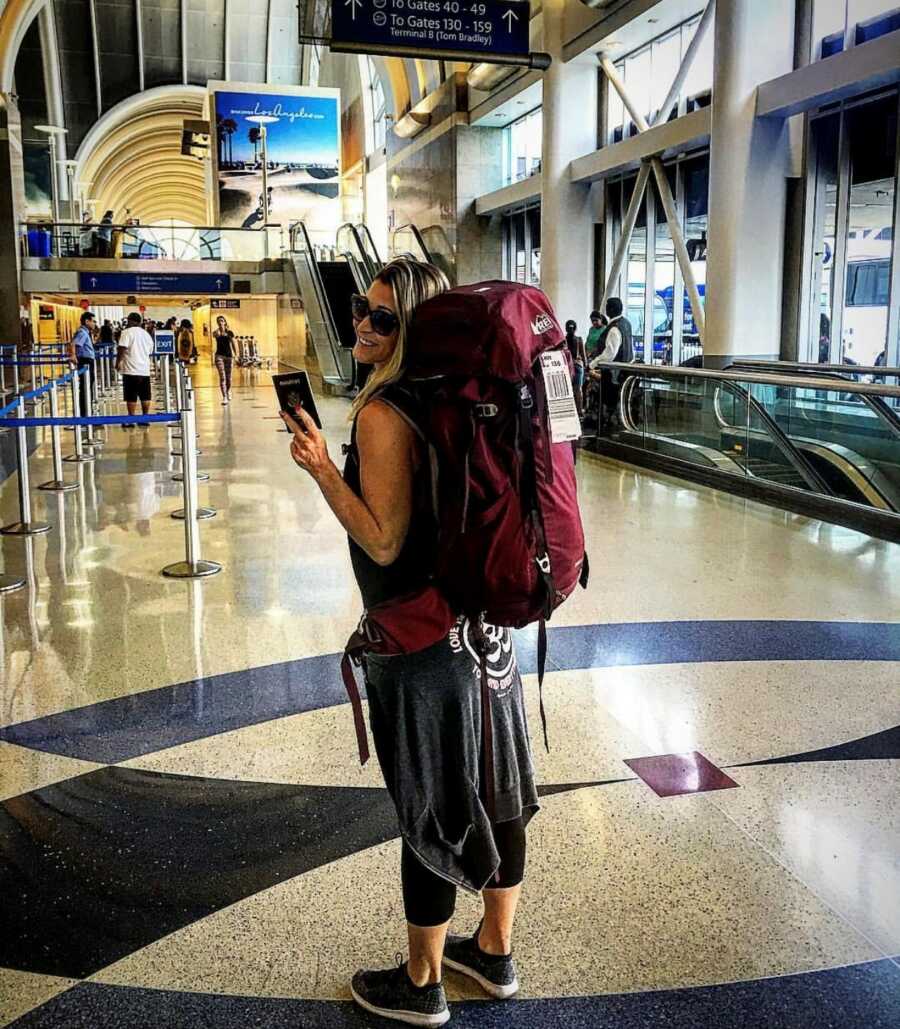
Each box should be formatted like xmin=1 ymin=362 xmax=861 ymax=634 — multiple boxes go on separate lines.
xmin=588 ymin=362 xmax=900 ymax=528
xmin=20 ymin=222 xmax=287 ymax=262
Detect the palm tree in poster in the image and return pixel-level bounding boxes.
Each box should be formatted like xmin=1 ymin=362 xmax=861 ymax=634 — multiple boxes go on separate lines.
xmin=249 ymin=127 xmax=261 ymax=165
xmin=222 ymin=118 xmax=238 ymax=165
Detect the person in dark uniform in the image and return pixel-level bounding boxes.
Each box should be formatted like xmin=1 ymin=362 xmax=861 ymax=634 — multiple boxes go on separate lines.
xmin=281 ymin=258 xmax=539 ymax=1027
xmin=588 ymin=297 xmax=634 ymax=428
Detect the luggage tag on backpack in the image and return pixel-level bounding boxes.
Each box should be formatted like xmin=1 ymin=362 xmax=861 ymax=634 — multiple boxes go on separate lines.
xmin=539 ymin=351 xmax=581 ymax=444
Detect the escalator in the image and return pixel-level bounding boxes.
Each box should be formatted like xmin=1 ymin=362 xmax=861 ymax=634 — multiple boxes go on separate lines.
xmin=337 ymin=223 xmax=384 ymax=292
xmin=286 ymin=221 xmax=359 ymax=389
xmin=391 ymin=223 xmax=457 ymax=285
xmin=593 ymin=364 xmax=900 ymax=540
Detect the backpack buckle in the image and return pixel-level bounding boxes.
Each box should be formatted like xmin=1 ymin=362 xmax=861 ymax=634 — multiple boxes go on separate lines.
xmin=474 ymin=403 xmax=498 ymax=419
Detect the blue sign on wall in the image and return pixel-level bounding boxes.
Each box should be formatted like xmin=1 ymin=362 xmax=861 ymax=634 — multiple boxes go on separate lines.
xmin=330 ymin=0 xmax=531 ymax=59
xmin=154 ymin=330 xmax=176 ymax=356
xmin=78 ymin=272 xmax=232 ymax=294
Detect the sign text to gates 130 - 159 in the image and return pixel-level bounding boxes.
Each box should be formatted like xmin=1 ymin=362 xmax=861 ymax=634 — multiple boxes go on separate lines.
xmin=331 ymin=0 xmax=530 ymax=58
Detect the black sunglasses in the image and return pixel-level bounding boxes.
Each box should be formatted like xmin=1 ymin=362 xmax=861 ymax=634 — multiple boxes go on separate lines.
xmin=351 ymin=294 xmax=399 ymax=337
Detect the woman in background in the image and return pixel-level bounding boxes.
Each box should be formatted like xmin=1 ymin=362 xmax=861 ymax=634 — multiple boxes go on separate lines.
xmin=212 ymin=315 xmax=238 ymax=404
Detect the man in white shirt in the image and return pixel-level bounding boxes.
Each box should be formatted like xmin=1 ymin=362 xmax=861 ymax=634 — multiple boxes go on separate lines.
xmin=115 ymin=311 xmax=155 ymax=417
xmin=588 ymin=297 xmax=634 ymax=427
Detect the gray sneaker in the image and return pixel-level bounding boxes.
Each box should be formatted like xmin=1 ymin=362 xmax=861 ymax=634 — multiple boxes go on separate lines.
xmin=351 ymin=957 xmax=450 ymax=1026
xmin=443 ymin=929 xmax=519 ymax=999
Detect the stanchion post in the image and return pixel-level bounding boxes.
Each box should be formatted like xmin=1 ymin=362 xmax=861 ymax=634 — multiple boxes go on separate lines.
xmin=161 ymin=355 xmax=171 ymax=413
xmin=82 ymin=365 xmax=103 ymax=447
xmin=12 ymin=357 xmax=20 ymax=398
xmin=38 ymin=381 xmax=79 ymax=493
xmin=162 ymin=400 xmax=221 ymax=579
xmin=64 ymin=370 xmax=95 ymax=464
xmin=0 ymin=398 xmax=51 ymax=536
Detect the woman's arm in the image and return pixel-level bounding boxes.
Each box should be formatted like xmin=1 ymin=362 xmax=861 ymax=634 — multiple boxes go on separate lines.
xmin=283 ymin=400 xmax=417 ymax=567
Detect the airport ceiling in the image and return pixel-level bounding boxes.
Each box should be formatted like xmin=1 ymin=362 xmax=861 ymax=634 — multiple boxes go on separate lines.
xmin=12 ymin=0 xmax=307 ymax=154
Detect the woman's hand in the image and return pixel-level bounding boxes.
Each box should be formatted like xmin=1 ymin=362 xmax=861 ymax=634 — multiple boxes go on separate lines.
xmin=281 ymin=406 xmax=332 ymax=479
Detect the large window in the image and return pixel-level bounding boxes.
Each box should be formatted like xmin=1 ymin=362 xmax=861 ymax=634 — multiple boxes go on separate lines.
xmin=607 ymin=15 xmax=713 ymax=145
xmin=502 ymin=109 xmax=542 ymax=186
xmin=501 ymin=206 xmax=541 ymax=286
xmin=812 ymin=1 xmax=900 ymax=61
xmin=805 ymin=91 xmax=899 ymax=367
xmin=360 ymin=56 xmax=387 ymax=154
xmin=605 ymin=153 xmax=709 ymax=366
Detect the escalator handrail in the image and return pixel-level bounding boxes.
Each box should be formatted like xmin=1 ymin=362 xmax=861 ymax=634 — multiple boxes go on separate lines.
xmin=616 ymin=367 xmax=831 ymax=493
xmin=391 ymin=223 xmax=433 ymax=263
xmin=604 ymin=361 xmax=900 ymax=399
xmin=287 ymin=220 xmax=351 ymax=386
xmin=736 ymin=359 xmax=900 ymax=379
xmin=719 ymin=380 xmax=835 ymax=496
xmin=732 ymin=363 xmax=900 ymax=440
xmin=359 ymin=224 xmax=383 ymax=270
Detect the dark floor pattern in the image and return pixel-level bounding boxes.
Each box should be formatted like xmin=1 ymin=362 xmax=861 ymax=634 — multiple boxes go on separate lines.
xmin=8 ymin=959 xmax=900 ymax=1029
xmin=1 ymin=768 xmax=398 ymax=978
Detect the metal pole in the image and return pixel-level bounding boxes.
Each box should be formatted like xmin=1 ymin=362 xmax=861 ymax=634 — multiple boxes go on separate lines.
xmin=162 ymin=400 xmax=221 ymax=578
xmin=260 ymin=125 xmax=269 ymax=229
xmin=12 ymin=356 xmax=19 ymax=398
xmin=0 ymin=398 xmax=52 ymax=535
xmin=64 ymin=370 xmax=94 ymax=463
xmin=650 ymin=1 xmax=716 ymax=129
xmin=0 ymin=352 xmax=7 ymax=396
xmin=82 ymin=364 xmax=103 ymax=447
xmin=38 ymin=381 xmax=78 ymax=492
xmin=161 ymin=354 xmax=171 ymax=412
xmin=601 ymin=160 xmax=653 ymax=312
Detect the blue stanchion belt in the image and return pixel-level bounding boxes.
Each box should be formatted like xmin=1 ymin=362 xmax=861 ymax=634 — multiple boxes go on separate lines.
xmin=0 ymin=414 xmax=180 ymax=428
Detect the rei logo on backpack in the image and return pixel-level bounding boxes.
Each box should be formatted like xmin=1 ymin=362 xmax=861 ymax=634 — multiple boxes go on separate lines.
xmin=400 ymin=279 xmax=589 ymax=639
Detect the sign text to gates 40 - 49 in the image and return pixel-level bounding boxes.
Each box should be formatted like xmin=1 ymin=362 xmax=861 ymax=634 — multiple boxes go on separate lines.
xmin=331 ymin=0 xmax=530 ymax=58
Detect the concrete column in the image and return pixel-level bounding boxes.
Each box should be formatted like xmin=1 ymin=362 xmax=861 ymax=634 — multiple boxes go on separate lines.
xmin=0 ymin=94 xmax=25 ymax=346
xmin=540 ymin=0 xmax=597 ymax=323
xmin=704 ymin=0 xmax=795 ymax=366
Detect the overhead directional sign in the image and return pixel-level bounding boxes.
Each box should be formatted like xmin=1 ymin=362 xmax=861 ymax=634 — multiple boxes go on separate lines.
xmin=330 ymin=0 xmax=531 ymax=60
xmin=78 ymin=272 xmax=232 ymax=295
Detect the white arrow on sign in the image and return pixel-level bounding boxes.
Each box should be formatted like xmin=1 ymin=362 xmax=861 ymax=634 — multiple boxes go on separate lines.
xmin=503 ymin=9 xmax=518 ymax=31
xmin=215 ymin=278 xmax=223 ymax=288
xmin=90 ymin=277 xmax=97 ymax=287
xmin=346 ymin=0 xmax=363 ymax=19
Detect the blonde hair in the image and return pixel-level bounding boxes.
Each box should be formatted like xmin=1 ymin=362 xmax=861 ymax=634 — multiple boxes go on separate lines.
xmin=349 ymin=258 xmax=450 ymax=421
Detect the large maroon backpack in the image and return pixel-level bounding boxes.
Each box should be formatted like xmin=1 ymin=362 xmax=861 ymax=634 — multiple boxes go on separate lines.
xmin=340 ymin=280 xmax=588 ymax=783
xmin=401 ymin=280 xmax=589 ymax=723
xmin=404 ymin=279 xmax=587 ymax=626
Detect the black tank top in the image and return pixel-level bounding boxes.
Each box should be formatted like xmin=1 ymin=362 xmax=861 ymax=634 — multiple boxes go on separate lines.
xmin=342 ymin=388 xmax=436 ymax=610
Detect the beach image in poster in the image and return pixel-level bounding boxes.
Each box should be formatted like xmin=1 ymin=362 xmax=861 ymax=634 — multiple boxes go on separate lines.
xmin=212 ymin=86 xmax=341 ymax=230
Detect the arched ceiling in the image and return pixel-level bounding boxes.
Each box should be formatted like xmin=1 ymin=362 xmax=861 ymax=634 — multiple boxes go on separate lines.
xmin=75 ymin=87 xmax=208 ymax=225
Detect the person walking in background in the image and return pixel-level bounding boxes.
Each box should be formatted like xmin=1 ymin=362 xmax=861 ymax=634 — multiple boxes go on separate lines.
xmin=115 ymin=312 xmax=154 ymax=423
xmin=177 ymin=320 xmax=195 ymax=365
xmin=96 ymin=211 xmax=114 ymax=257
xmin=79 ymin=211 xmax=95 ymax=256
xmin=565 ymin=319 xmax=587 ymax=418
xmin=585 ymin=309 xmax=607 ymax=360
xmin=213 ymin=315 xmax=238 ymax=404
xmin=68 ymin=310 xmax=96 ymax=416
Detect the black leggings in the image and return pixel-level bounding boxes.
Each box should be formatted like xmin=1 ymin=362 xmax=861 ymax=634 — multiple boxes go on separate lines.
xmin=402 ymin=816 xmax=527 ymax=927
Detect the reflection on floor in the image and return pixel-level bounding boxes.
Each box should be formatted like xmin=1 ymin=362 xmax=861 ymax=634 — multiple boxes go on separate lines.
xmin=1 ymin=362 xmax=899 ymax=1027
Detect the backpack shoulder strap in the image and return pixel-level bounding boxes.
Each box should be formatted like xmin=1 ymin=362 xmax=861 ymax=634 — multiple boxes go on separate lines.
xmin=370 ymin=384 xmax=426 ymax=443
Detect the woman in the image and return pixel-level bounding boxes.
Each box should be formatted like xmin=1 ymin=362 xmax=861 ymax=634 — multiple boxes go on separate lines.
xmin=282 ymin=259 xmax=538 ymax=1027
xmin=212 ymin=315 xmax=237 ymax=403
xmin=177 ymin=319 xmax=194 ymax=364
xmin=565 ymin=319 xmax=587 ymax=417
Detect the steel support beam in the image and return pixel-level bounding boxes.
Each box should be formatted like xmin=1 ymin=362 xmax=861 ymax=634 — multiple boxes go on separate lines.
xmin=135 ymin=0 xmax=145 ymax=93
xmin=651 ymin=1 xmax=715 ymax=129
xmin=599 ymin=55 xmax=706 ymax=344
xmin=88 ymin=0 xmax=103 ymax=116
xmin=600 ymin=160 xmax=651 ymax=312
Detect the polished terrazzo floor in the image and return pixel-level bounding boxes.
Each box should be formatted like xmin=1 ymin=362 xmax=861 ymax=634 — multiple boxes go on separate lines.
xmin=1 ymin=361 xmax=898 ymax=1027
